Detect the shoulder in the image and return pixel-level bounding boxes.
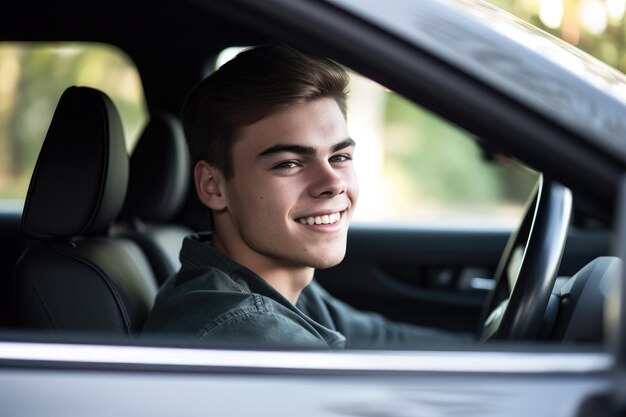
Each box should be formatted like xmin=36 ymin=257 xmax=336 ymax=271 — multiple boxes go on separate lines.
xmin=143 ymin=276 xmax=331 ymax=348
xmin=153 ymin=264 xmax=246 ymax=306
xmin=142 ymin=265 xmax=254 ymax=334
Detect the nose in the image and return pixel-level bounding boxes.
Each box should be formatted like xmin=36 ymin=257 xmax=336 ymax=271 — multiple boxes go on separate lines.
xmin=308 ymin=161 xmax=346 ymax=198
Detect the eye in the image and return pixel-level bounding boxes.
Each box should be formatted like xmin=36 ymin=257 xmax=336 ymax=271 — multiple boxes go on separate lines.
xmin=272 ymin=161 xmax=301 ymax=170
xmin=329 ymin=154 xmax=352 ymax=163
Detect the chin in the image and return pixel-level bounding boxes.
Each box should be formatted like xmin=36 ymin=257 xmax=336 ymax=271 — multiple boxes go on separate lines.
xmin=307 ymin=253 xmax=345 ymax=270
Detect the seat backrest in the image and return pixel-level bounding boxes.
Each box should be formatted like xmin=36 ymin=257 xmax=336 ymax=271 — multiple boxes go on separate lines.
xmin=117 ymin=112 xmax=192 ymax=285
xmin=13 ymin=86 xmax=158 ymax=335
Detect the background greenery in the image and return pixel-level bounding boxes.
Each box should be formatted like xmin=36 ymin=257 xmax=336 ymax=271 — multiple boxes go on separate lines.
xmin=0 ymin=43 xmax=146 ymax=200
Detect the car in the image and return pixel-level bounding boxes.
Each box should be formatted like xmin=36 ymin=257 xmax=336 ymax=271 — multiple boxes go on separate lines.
xmin=0 ymin=0 xmax=624 ymax=415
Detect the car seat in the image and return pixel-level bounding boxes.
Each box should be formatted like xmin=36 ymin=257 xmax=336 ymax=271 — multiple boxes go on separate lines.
xmin=116 ymin=112 xmax=192 ymax=285
xmin=13 ymin=86 xmax=158 ymax=335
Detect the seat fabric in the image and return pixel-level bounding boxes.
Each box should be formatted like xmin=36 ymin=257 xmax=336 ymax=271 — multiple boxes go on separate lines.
xmin=117 ymin=112 xmax=192 ymax=285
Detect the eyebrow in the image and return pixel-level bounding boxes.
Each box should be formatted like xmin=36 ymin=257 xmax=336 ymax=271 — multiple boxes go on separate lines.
xmin=258 ymin=138 xmax=355 ymax=158
xmin=332 ymin=138 xmax=356 ymax=152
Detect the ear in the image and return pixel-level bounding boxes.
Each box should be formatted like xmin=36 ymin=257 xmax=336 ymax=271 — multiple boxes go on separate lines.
xmin=194 ymin=160 xmax=227 ymax=211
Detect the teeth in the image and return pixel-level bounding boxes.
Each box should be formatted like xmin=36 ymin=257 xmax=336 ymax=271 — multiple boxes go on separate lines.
xmin=298 ymin=212 xmax=341 ymax=225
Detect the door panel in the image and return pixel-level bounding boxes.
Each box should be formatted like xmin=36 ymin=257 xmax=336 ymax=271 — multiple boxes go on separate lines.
xmin=315 ymin=225 xmax=610 ymax=333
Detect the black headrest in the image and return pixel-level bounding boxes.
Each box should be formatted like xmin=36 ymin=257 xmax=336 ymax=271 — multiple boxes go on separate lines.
xmin=119 ymin=112 xmax=190 ymax=222
xmin=22 ymin=86 xmax=128 ymax=240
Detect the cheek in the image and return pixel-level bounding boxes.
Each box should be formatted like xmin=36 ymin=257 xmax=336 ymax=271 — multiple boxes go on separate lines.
xmin=268 ymin=180 xmax=301 ymax=205
xmin=229 ymin=174 xmax=304 ymax=223
xmin=347 ymin=168 xmax=359 ymax=201
xmin=244 ymin=182 xmax=295 ymax=224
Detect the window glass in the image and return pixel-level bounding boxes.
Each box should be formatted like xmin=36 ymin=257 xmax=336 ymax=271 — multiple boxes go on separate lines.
xmin=0 ymin=43 xmax=147 ymax=202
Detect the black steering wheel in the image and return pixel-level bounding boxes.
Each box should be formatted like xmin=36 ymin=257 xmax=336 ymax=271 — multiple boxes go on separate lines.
xmin=479 ymin=175 xmax=572 ymax=341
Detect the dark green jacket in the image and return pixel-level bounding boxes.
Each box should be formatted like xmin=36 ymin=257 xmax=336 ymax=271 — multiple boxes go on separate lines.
xmin=142 ymin=234 xmax=455 ymax=348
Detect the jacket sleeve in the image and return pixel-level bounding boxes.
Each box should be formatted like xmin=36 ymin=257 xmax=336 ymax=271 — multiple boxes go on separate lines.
xmin=305 ymin=281 xmax=465 ymax=348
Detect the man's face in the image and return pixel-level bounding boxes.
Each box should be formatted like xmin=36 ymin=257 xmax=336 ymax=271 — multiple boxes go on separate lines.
xmin=217 ymin=98 xmax=358 ymax=271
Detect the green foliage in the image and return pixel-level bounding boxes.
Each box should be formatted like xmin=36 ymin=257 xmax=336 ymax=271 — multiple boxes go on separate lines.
xmin=382 ymin=93 xmax=537 ymax=209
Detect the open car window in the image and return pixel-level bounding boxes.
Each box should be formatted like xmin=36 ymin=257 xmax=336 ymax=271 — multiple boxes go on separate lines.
xmin=0 ymin=40 xmax=608 ymax=349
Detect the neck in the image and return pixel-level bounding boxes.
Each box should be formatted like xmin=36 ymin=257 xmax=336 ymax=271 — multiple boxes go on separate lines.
xmin=212 ymin=229 xmax=314 ymax=305
xmin=253 ymin=265 xmax=314 ymax=305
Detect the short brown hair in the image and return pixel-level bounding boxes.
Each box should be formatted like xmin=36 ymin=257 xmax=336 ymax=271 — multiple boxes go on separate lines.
xmin=182 ymin=43 xmax=350 ymax=178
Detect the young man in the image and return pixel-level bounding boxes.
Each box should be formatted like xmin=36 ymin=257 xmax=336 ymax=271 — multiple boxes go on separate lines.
xmin=142 ymin=44 xmax=453 ymax=348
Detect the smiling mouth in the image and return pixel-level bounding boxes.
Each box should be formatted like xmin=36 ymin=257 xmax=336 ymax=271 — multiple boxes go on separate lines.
xmin=297 ymin=212 xmax=342 ymax=225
